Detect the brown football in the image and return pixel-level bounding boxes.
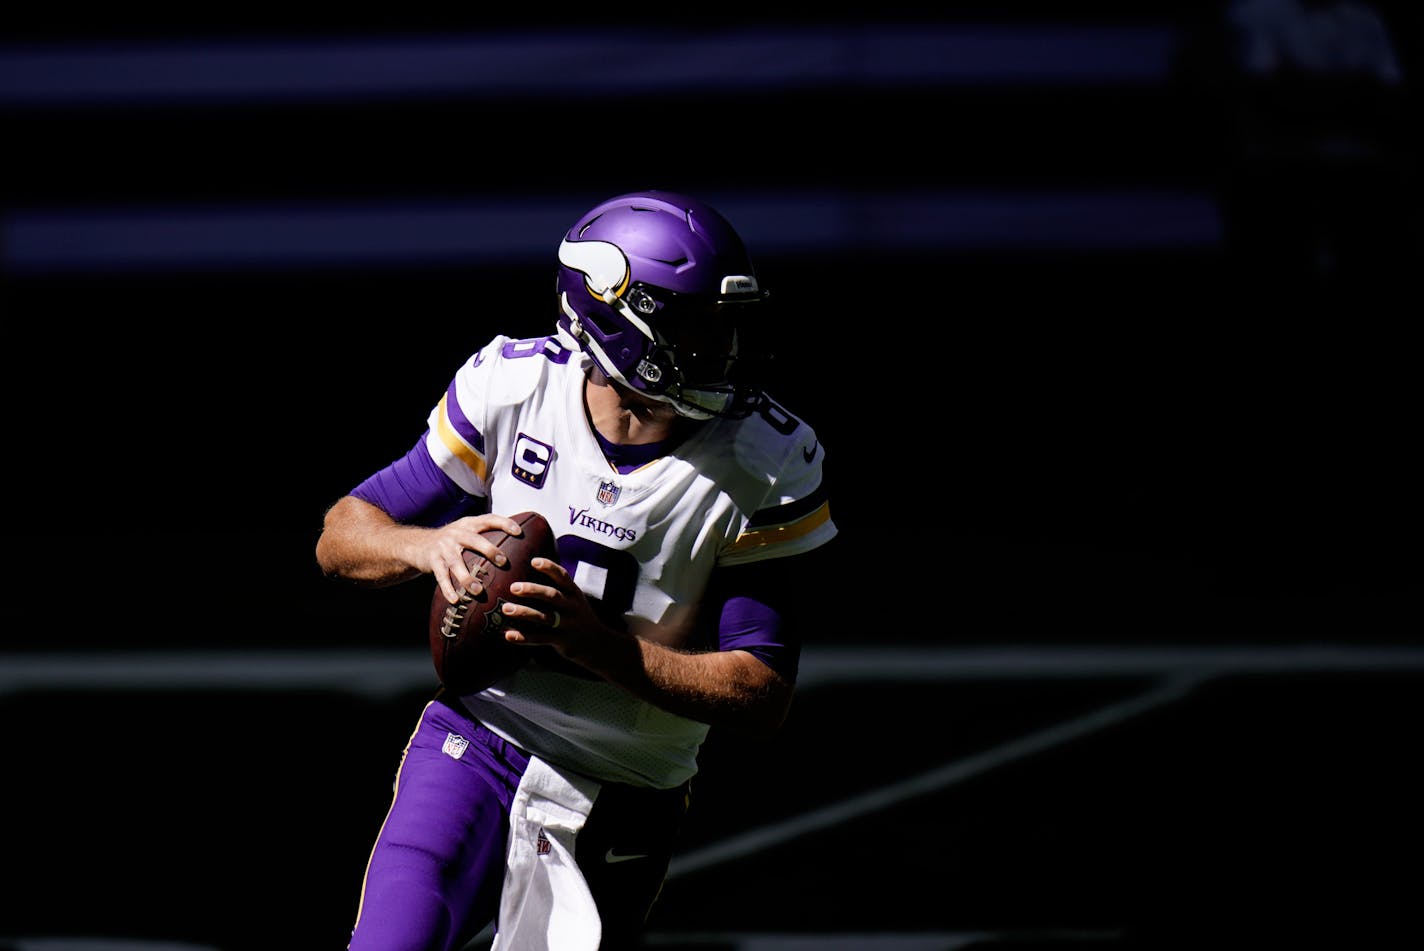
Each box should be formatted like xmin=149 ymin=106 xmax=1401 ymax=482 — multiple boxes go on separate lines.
xmin=428 ymin=511 xmax=558 ymax=694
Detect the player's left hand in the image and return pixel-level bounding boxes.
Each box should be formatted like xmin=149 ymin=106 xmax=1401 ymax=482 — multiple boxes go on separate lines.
xmin=502 ymin=558 xmax=623 ymax=670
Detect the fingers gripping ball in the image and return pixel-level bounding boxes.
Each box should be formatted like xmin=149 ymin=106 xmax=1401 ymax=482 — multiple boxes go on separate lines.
xmin=428 ymin=511 xmax=558 ymax=694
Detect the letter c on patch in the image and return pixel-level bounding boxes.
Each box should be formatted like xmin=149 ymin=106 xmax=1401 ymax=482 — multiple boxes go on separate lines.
xmin=512 ymin=433 xmax=553 ymax=488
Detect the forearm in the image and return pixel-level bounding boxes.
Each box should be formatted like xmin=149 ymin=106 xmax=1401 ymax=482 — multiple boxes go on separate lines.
xmin=583 ymin=632 xmax=794 ymax=734
xmin=315 ymin=495 xmax=431 ymax=587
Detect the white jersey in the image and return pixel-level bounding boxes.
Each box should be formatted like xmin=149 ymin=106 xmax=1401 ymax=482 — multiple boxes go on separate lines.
xmin=422 ymin=333 xmax=836 ymax=788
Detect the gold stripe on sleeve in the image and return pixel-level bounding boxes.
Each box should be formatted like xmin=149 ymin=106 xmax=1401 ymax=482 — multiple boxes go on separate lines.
xmin=726 ymin=501 xmax=832 ymax=555
xmin=434 ymin=394 xmax=488 ymax=483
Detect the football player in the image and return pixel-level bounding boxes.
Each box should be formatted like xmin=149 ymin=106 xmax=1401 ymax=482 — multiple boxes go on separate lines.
xmin=316 ymin=190 xmax=838 ymax=950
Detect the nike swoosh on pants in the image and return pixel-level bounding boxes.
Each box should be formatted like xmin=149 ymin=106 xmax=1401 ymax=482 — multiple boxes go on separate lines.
xmin=604 ymin=849 xmax=649 ymax=863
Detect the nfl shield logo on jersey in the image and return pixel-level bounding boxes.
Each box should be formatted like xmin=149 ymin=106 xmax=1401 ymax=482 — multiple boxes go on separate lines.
xmin=597 ymin=480 xmax=620 ymax=507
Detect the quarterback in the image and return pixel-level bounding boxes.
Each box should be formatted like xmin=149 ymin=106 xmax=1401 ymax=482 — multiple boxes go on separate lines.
xmin=316 ymin=190 xmax=837 ymax=950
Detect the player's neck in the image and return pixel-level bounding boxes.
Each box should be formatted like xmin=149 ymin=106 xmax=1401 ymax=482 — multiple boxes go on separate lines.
xmin=584 ymin=369 xmax=686 ymax=446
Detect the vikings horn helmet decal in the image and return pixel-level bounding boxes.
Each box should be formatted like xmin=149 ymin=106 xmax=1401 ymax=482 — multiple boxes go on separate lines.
xmin=557 ymin=236 xmax=658 ymax=348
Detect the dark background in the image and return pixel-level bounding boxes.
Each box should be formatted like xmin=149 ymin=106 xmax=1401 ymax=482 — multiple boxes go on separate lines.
xmin=1 ymin=4 xmax=1419 ymax=949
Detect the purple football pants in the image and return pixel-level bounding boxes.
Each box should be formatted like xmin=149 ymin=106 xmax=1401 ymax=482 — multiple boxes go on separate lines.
xmin=346 ymin=696 xmax=689 ymax=951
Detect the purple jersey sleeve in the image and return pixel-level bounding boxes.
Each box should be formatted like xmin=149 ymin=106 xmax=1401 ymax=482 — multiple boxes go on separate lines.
xmin=708 ymin=549 xmax=829 ymax=683
xmin=350 ymin=436 xmax=486 ymax=527
xmin=718 ymin=593 xmax=797 ymax=682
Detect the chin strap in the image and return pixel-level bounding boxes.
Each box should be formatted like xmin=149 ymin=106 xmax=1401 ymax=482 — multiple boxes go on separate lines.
xmin=558 ymin=292 xmax=587 ymax=344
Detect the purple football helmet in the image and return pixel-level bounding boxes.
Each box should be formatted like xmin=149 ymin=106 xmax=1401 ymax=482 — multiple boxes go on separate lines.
xmin=555 ymin=190 xmax=770 ymax=420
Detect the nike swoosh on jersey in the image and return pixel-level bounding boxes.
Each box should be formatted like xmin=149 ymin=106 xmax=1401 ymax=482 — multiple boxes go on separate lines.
xmin=604 ymin=849 xmax=649 ymax=864
xmin=802 ymin=441 xmax=819 ymax=463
